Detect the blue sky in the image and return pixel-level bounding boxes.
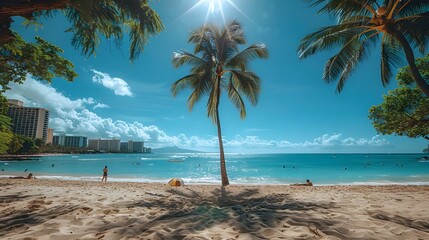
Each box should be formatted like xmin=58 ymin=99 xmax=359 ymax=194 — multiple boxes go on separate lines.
xmin=5 ymin=0 xmax=427 ymax=153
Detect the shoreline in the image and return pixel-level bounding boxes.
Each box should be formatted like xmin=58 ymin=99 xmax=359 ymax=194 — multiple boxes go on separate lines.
xmin=2 ymin=175 xmax=429 ymax=186
xmin=0 ymin=153 xmax=66 ymax=161
xmin=1 ymin=179 xmax=428 ymax=239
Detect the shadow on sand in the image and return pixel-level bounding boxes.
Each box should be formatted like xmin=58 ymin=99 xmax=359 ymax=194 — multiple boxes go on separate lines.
xmin=123 ymin=186 xmax=345 ymax=239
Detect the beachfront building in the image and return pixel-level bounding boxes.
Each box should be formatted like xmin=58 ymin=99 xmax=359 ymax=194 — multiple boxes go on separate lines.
xmin=53 ymin=134 xmax=88 ymax=148
xmin=120 ymin=142 xmax=129 ymax=152
xmin=88 ymin=138 xmax=120 ymax=152
xmin=7 ymin=99 xmax=49 ymax=142
xmin=119 ymin=140 xmax=147 ymax=153
xmin=46 ymin=128 xmax=54 ymax=145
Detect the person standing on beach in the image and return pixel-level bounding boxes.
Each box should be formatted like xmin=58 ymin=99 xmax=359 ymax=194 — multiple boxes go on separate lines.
xmin=101 ymin=166 xmax=108 ymax=182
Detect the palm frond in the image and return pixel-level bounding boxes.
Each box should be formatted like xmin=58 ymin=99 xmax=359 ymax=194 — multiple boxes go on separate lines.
xmin=395 ymin=0 xmax=429 ymax=18
xmin=63 ymin=0 xmax=163 ymax=62
xmin=189 ymin=24 xmax=216 ymax=56
xmin=307 ymin=0 xmax=377 ymax=20
xmin=227 ymin=75 xmax=246 ymax=119
xmin=333 ymin=31 xmax=377 ymax=92
xmin=225 ymin=20 xmax=246 ymax=45
xmin=187 ymin=65 xmax=214 ymax=111
xmin=172 ymin=51 xmax=206 ymax=68
xmin=66 ymin=17 xmax=100 ymax=57
xmin=323 ymin=29 xmax=379 ymax=83
xmin=216 ymin=23 xmax=235 ymax=64
xmin=128 ymin=20 xmax=147 ymax=61
xmin=186 ymin=74 xmax=213 ymax=111
xmin=171 ymin=74 xmax=196 ymax=97
xmin=229 ymin=70 xmax=260 ymax=105
xmin=298 ymin=21 xmax=370 ymax=59
xmin=395 ymin=15 xmax=429 ymax=54
xmin=227 ymin=43 xmax=268 ymax=71
xmin=335 ymin=50 xmax=362 ymax=92
xmin=380 ymin=34 xmax=404 ymax=86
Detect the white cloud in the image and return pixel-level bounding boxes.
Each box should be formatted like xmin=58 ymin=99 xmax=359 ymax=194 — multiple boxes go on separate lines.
xmin=93 ymin=103 xmax=109 ymax=109
xmin=91 ymin=69 xmax=133 ymax=96
xmin=5 ymin=77 xmax=391 ymax=153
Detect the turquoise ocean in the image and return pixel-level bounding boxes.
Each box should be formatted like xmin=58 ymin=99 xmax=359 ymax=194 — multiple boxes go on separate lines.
xmin=1 ymin=153 xmax=429 ymax=185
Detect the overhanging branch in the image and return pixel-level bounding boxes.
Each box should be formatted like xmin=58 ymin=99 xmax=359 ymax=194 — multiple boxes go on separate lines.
xmin=0 ymin=0 xmax=70 ymax=44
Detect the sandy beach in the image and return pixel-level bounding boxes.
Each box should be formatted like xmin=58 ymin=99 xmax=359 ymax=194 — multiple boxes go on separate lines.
xmin=1 ymin=179 xmax=428 ymax=240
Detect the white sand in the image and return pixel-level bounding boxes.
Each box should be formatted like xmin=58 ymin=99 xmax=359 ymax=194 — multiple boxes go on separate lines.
xmin=1 ymin=179 xmax=428 ymax=239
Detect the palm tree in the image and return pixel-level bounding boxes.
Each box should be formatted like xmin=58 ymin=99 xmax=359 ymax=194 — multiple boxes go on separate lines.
xmin=298 ymin=0 xmax=429 ymax=97
xmin=171 ymin=20 xmax=268 ymax=186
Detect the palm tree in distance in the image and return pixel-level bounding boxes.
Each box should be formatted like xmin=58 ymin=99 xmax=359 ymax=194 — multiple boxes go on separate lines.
xmin=298 ymin=0 xmax=429 ymax=97
xmin=171 ymin=20 xmax=268 ymax=186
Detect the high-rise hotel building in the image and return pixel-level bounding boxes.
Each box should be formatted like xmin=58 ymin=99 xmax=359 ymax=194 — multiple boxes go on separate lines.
xmin=7 ymin=99 xmax=49 ymax=142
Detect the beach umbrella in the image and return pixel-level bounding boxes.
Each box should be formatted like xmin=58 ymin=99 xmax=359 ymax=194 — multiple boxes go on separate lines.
xmin=168 ymin=178 xmax=184 ymax=186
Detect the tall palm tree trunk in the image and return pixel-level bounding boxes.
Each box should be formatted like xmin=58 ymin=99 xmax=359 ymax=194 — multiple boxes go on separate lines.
xmin=215 ymin=75 xmax=229 ymax=186
xmin=389 ymin=28 xmax=429 ymax=97
xmin=216 ymin=108 xmax=229 ymax=186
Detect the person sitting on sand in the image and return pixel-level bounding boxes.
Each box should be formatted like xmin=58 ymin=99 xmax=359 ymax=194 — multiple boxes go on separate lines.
xmin=10 ymin=173 xmax=35 ymax=179
xmin=292 ymin=179 xmax=313 ymax=186
xmin=101 ymin=166 xmax=108 ymax=182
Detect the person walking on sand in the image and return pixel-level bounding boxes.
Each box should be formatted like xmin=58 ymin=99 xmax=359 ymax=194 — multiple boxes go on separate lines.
xmin=101 ymin=166 xmax=108 ymax=182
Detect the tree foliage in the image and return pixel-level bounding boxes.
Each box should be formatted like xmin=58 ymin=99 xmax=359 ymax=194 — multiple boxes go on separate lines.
xmin=0 ymin=34 xmax=77 ymax=93
xmin=369 ymin=55 xmax=429 ymax=140
xmin=7 ymin=134 xmax=39 ymax=154
xmin=298 ymin=0 xmax=429 ymax=97
xmin=0 ymin=0 xmax=164 ymax=62
xmin=0 ymin=95 xmax=13 ymax=154
xmin=171 ymin=21 xmax=268 ymax=186
xmin=0 ymin=115 xmax=13 ymax=154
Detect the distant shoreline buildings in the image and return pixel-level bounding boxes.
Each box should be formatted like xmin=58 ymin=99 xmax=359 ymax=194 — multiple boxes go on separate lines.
xmin=53 ymin=133 xmax=88 ymax=148
xmin=88 ymin=139 xmax=151 ymax=153
xmin=6 ymin=99 xmax=151 ymax=153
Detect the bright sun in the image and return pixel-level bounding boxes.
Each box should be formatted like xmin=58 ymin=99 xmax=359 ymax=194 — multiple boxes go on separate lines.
xmin=205 ymin=0 xmax=223 ymax=13
xmin=178 ymin=0 xmax=251 ymax=26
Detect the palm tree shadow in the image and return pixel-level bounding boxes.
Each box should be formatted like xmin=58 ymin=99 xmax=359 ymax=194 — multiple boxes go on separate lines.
xmin=122 ymin=186 xmax=343 ymax=239
xmin=0 ymin=198 xmax=81 ymax=237
xmin=371 ymin=211 xmax=429 ymax=233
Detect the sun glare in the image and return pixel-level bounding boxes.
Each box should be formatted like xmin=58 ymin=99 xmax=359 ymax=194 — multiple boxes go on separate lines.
xmin=176 ymin=0 xmax=253 ymax=26
xmin=207 ymin=0 xmax=223 ymax=13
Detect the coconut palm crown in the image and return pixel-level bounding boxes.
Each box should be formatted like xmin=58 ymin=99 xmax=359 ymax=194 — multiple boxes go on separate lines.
xmin=171 ymin=20 xmax=268 ymax=186
xmin=298 ymin=0 xmax=429 ymax=97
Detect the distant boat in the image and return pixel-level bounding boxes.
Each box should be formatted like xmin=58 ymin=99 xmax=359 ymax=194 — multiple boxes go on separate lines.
xmin=168 ymin=155 xmax=186 ymax=162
